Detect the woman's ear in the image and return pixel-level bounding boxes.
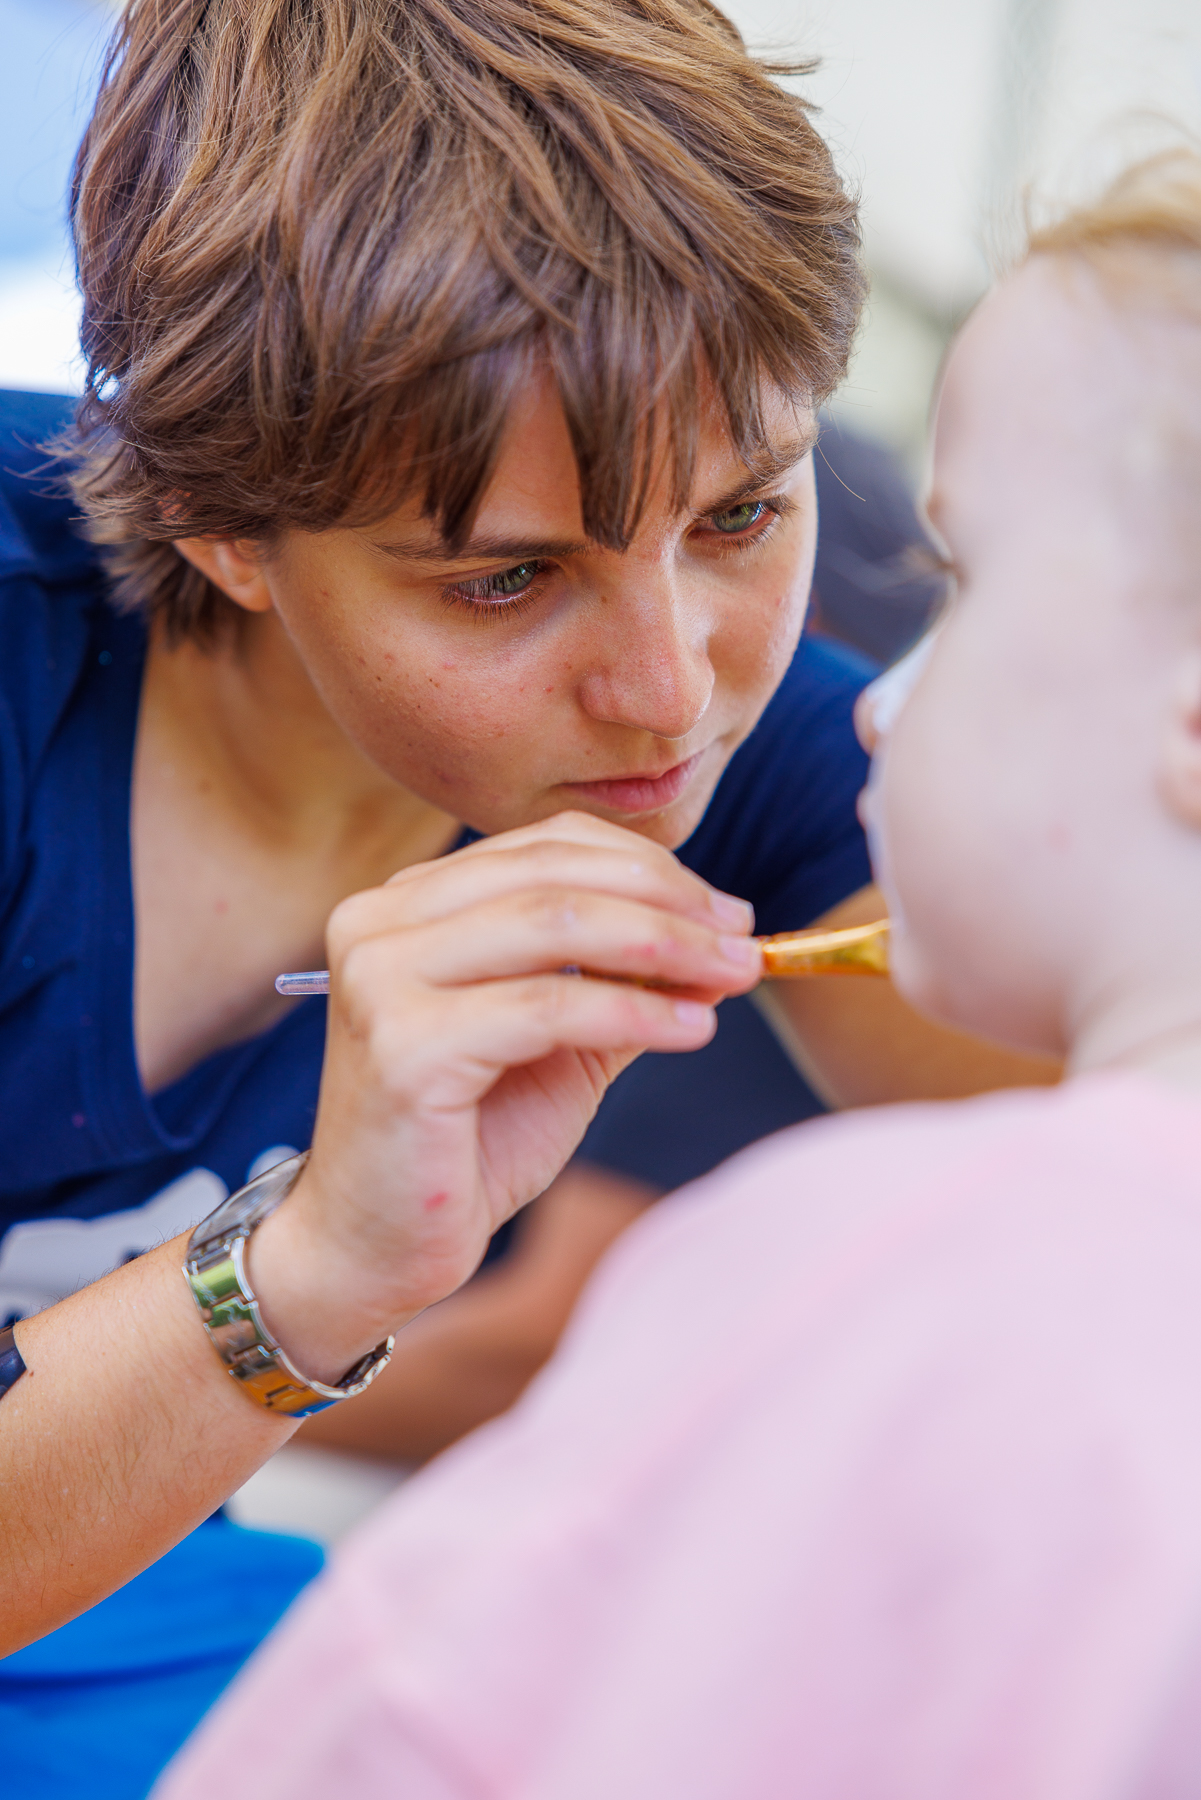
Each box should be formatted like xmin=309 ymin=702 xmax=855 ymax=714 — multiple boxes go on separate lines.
xmin=172 ymin=537 xmax=274 ymax=614
xmin=1158 ymin=645 xmax=1201 ymax=828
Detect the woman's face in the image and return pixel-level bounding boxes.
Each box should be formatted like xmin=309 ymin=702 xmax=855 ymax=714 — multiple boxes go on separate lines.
xmin=257 ymin=369 xmax=818 ymax=845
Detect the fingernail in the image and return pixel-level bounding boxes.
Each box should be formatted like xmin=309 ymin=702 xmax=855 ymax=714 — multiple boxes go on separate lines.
xmin=719 ymin=934 xmax=762 ymax=969
xmin=673 ymin=1000 xmax=713 ymax=1028
xmin=709 ymin=889 xmax=754 ymax=929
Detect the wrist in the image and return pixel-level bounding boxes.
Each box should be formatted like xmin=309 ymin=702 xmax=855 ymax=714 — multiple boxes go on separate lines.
xmin=248 ymin=1190 xmax=419 ymax=1387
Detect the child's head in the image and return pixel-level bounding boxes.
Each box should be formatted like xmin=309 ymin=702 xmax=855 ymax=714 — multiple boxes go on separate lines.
xmin=870 ymin=152 xmax=1201 ymax=1066
xmin=64 ymin=0 xmax=862 ymax=843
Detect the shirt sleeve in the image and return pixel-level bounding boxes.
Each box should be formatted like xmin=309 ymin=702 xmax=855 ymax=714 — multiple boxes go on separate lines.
xmin=0 ymin=397 xmax=99 ymax=916
xmin=676 ymin=632 xmax=875 ymax=936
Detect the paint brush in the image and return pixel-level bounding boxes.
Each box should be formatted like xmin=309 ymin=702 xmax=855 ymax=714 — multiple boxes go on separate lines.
xmin=275 ymin=918 xmax=890 ymax=996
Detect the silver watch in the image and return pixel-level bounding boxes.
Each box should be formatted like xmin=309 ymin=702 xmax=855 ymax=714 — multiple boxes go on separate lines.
xmin=183 ymin=1153 xmax=394 ymax=1418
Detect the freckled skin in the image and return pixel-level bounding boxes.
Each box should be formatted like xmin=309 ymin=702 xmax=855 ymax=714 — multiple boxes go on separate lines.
xmin=254 ymin=371 xmax=818 ymax=849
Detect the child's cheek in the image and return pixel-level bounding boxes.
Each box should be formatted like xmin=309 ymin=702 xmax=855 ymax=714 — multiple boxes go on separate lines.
xmin=860 ymin=754 xmax=908 ymax=938
xmin=862 ymin=700 xmax=963 ymax=1017
xmin=855 ymin=635 xmax=943 ymax=940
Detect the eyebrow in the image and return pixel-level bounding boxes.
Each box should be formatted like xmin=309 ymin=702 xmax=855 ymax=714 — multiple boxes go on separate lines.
xmin=368 ymin=430 xmax=818 ymax=568
xmin=369 ymin=531 xmax=591 ymax=568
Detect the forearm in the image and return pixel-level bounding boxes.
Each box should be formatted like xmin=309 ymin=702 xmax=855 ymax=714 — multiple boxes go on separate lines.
xmin=0 ymin=1236 xmax=296 ymax=1656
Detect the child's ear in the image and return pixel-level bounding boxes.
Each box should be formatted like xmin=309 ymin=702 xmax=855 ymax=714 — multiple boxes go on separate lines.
xmin=172 ymin=537 xmax=274 ymax=614
xmin=1158 ymin=645 xmax=1201 ymax=828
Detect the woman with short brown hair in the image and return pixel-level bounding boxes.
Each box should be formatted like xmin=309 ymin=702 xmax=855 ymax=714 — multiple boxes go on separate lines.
xmin=0 ymin=3 xmax=1042 ymax=1791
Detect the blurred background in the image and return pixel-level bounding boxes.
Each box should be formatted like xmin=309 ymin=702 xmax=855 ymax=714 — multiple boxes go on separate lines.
xmin=2 ymin=0 xmax=1199 ymax=472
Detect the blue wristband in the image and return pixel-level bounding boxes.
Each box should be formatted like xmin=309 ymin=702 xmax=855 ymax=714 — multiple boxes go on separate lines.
xmin=0 ymin=1324 xmax=26 ymax=1401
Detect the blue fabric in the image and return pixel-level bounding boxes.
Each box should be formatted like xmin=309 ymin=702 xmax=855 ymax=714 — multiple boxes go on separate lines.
xmin=0 ymin=1515 xmax=323 ymax=1799
xmin=576 ymin=988 xmax=826 ymax=1189
xmin=0 ymin=387 xmax=873 ymax=1790
xmin=0 ymin=394 xmax=333 ymax=1233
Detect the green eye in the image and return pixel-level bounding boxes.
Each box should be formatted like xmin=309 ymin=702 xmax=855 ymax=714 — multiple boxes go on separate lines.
xmin=709 ymin=500 xmax=767 ymax=534
xmin=482 ymin=561 xmax=540 ymax=597
xmin=454 ymin=561 xmax=542 ymax=603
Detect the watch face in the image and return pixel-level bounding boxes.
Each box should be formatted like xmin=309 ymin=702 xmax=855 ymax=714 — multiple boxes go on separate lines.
xmin=188 ymin=1153 xmax=307 ymax=1254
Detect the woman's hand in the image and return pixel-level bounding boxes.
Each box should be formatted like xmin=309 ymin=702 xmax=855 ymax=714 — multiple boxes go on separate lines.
xmin=251 ymin=811 xmax=760 ymax=1382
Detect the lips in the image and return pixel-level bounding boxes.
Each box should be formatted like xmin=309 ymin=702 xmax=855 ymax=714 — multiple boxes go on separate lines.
xmin=563 ymin=751 xmax=704 ymax=815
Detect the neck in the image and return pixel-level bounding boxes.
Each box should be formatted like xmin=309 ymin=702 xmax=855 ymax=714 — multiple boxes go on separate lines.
xmin=143 ymin=609 xmax=455 ymax=858
xmin=1069 ymin=950 xmax=1201 ymax=1097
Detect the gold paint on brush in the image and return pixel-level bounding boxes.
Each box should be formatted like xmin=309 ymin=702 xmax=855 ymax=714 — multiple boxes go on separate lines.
xmin=758 ymin=918 xmax=890 ymax=978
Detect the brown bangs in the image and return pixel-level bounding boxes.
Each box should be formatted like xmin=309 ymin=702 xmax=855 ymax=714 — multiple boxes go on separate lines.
xmin=64 ymin=0 xmax=864 ymax=640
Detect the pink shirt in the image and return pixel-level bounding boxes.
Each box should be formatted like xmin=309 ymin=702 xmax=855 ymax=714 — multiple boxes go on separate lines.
xmin=159 ymin=1076 xmax=1201 ymax=1799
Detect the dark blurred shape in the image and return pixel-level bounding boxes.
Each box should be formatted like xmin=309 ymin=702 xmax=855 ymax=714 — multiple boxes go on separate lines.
xmin=811 ymin=425 xmax=946 ymax=665
xmin=576 ymin=985 xmax=824 ymax=1191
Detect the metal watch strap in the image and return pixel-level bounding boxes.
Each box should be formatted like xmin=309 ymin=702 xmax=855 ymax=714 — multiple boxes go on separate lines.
xmin=183 ymin=1152 xmax=394 ymax=1419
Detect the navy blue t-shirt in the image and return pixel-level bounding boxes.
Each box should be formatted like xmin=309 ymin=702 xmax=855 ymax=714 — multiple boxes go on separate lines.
xmin=0 ymin=390 xmax=872 ymax=1326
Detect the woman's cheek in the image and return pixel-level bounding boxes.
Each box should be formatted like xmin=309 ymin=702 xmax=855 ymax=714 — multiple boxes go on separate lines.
xmin=365 ymin=668 xmax=538 ymax=809
xmin=717 ymin=573 xmax=808 ymax=716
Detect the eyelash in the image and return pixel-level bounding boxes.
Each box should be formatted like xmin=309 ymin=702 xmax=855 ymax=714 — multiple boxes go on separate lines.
xmin=439 ymin=495 xmax=794 ymax=624
xmin=440 ymin=566 xmax=552 ymax=625
xmin=908 ymin=542 xmax=960 ymax=582
xmin=906 ymin=542 xmax=964 ymax=624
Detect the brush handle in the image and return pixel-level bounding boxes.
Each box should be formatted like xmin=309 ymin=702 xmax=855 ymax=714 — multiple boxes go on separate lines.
xmin=274 ymin=971 xmax=332 ymax=996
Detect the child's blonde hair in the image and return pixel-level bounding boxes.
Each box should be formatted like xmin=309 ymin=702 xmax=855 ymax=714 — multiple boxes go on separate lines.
xmin=1028 ymin=149 xmax=1201 ymax=310
xmin=1024 ymin=149 xmax=1201 ymax=577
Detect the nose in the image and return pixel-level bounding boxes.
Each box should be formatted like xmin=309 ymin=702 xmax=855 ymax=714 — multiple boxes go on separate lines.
xmin=577 ymin=572 xmax=716 ymax=741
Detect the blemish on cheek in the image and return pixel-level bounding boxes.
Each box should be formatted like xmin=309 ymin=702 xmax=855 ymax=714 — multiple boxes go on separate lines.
xmin=422 ymin=1190 xmax=451 ymax=1213
xmin=1048 ymin=822 xmax=1072 ymax=852
xmin=214 ymin=898 xmax=229 ymax=915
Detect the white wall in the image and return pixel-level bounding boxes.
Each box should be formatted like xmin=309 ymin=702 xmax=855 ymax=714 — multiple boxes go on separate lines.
xmin=725 ymin=0 xmax=1201 ymax=466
